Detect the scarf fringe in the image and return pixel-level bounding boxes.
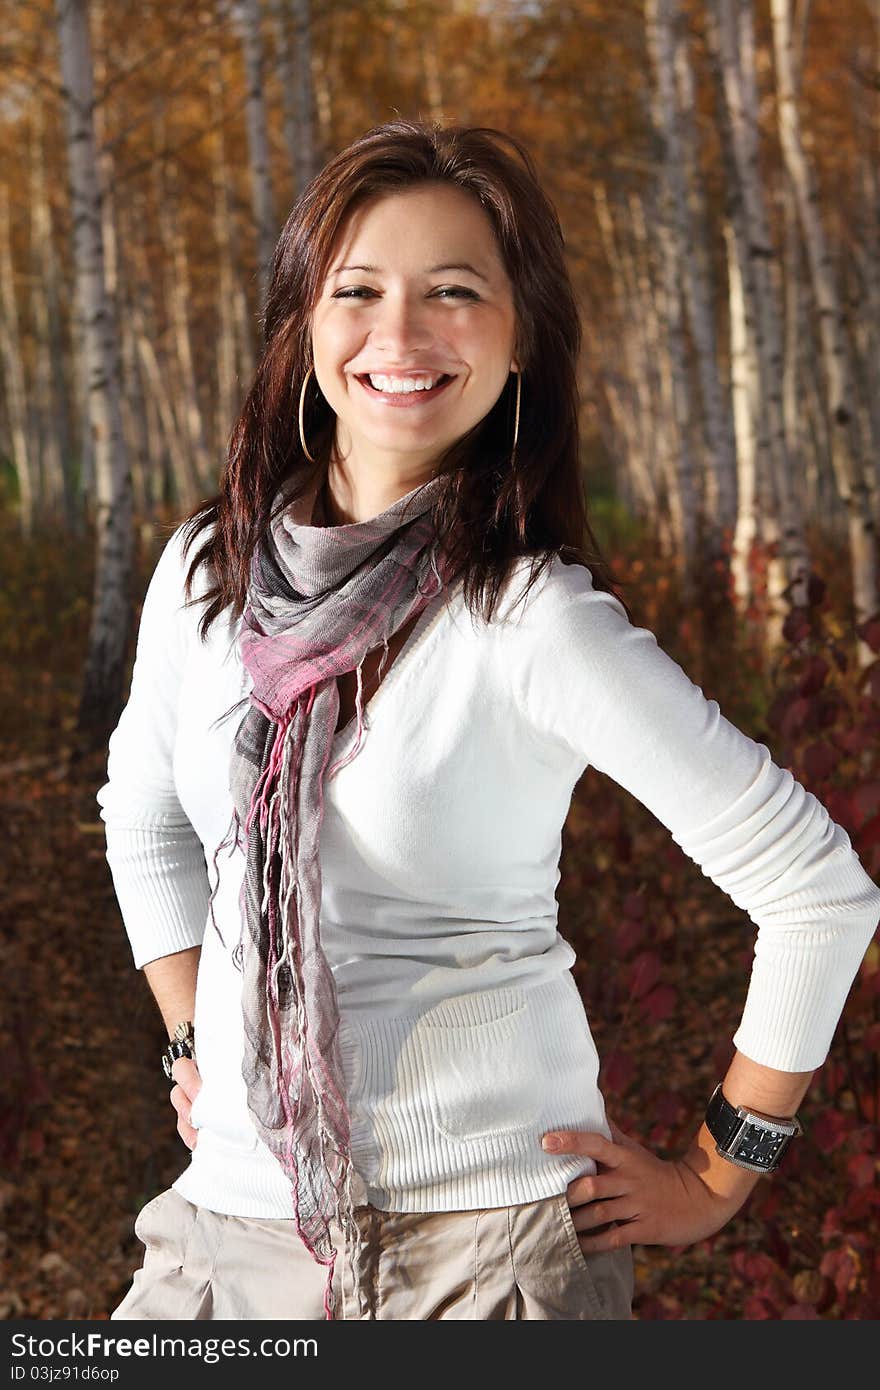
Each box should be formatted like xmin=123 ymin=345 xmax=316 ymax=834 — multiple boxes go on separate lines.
xmin=240 ymin=699 xmax=373 ymax=1319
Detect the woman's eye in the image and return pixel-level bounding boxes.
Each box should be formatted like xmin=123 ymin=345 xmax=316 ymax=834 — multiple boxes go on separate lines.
xmin=331 ymin=286 xmax=479 ymax=301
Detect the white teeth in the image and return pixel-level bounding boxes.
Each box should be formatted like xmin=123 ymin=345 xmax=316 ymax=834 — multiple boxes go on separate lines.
xmin=366 ymin=373 xmax=445 ymax=394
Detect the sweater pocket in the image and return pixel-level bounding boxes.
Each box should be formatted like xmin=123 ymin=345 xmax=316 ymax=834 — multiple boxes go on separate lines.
xmin=417 ymin=988 xmax=543 ymax=1143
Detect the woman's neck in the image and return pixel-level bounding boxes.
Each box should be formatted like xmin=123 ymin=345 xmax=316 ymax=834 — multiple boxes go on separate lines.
xmin=323 ymin=451 xmax=436 ymax=525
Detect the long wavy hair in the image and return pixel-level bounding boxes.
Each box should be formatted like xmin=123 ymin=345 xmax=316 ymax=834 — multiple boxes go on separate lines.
xmin=178 ymin=117 xmax=630 ymax=636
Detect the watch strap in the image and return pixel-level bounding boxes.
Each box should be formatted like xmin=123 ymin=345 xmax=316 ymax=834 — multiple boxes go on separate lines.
xmin=161 ymin=1021 xmax=196 ymax=1081
xmin=705 ymin=1084 xmax=746 ymax=1150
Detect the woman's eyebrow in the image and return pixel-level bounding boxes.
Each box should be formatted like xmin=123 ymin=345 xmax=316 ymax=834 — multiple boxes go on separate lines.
xmin=329 ymin=261 xmax=489 ymax=282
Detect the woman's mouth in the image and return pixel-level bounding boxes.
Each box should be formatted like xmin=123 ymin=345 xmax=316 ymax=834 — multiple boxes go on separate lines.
xmin=354 ymin=372 xmax=456 ymax=406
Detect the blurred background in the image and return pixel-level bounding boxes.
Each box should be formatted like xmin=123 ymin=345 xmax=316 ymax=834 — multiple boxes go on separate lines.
xmin=1 ymin=0 xmax=878 ymax=1319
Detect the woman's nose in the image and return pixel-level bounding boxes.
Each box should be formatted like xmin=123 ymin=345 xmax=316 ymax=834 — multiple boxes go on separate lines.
xmin=368 ymin=294 xmax=435 ymax=354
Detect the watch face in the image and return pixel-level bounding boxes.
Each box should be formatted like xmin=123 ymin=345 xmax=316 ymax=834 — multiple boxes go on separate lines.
xmin=733 ymin=1122 xmax=788 ymax=1170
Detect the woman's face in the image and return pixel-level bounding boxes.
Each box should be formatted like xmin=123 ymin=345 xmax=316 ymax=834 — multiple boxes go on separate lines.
xmin=310 ymin=182 xmax=520 ymax=480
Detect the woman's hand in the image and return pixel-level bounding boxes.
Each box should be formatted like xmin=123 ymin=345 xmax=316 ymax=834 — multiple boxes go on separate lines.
xmin=543 ymin=1117 xmax=754 ymax=1253
xmin=169 ymin=1056 xmax=202 ymax=1151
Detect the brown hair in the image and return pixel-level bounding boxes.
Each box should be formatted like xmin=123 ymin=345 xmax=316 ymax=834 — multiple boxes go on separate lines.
xmin=178 ymin=117 xmax=630 ymax=635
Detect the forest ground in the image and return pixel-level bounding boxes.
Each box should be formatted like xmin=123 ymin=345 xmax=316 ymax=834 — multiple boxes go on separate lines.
xmin=1 ymin=507 xmax=877 ymax=1320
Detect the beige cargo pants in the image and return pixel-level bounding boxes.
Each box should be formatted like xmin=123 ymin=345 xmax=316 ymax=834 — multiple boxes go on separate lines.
xmin=110 ymin=1186 xmax=634 ymax=1321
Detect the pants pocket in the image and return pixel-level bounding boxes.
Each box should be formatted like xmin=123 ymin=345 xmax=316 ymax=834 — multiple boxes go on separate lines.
xmin=553 ymin=1192 xmax=634 ymax=1319
xmin=133 ymin=1187 xmax=196 ymax=1266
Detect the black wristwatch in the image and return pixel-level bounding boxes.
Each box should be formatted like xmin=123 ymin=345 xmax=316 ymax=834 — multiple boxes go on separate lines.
xmin=161 ymin=1020 xmax=196 ymax=1081
xmin=705 ymin=1084 xmax=803 ymax=1175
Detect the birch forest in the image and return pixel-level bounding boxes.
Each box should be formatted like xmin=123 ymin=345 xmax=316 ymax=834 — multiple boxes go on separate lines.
xmin=3 ymin=0 xmax=880 ymax=1323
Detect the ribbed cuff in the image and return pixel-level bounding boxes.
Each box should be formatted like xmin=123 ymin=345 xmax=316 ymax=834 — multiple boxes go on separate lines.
xmin=733 ymin=900 xmax=879 ymax=1071
xmin=103 ymin=824 xmax=211 ymax=968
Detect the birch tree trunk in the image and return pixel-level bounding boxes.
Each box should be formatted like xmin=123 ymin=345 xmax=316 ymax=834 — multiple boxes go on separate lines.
xmin=645 ymin=0 xmax=711 ymax=603
xmin=269 ymin=0 xmax=317 ymax=198
xmin=311 ymin=43 xmax=333 ymax=157
xmin=208 ymin=62 xmax=254 ymax=443
xmin=724 ymin=220 xmax=760 ymax=611
xmin=782 ymin=183 xmax=809 ymax=517
xmin=93 ymin=0 xmax=155 ymax=538
xmin=642 ymin=1 xmax=739 ymax=569
xmin=670 ymin=2 xmax=738 ymax=539
xmin=29 ymin=104 xmax=77 ymax=530
xmin=629 ymin=190 xmax=679 ymax=561
xmin=859 ymin=5 xmax=880 ymax=501
xmin=0 ymin=186 xmax=35 ymax=538
xmin=770 ymin=0 xmax=878 ymax=660
xmin=269 ymin=0 xmax=298 ymax=200
xmin=234 ymin=0 xmax=276 ymax=315
xmin=708 ymin=29 xmax=767 ymax=609
xmin=106 ymin=182 xmax=155 ymax=523
xmin=211 ymin=121 xmax=242 ymax=453
xmin=707 ymin=0 xmax=810 ymax=648
xmin=422 ymin=39 xmax=445 ymax=121
xmin=55 ymin=0 xmax=134 ymax=744
xmin=629 ymin=189 xmax=671 ymax=537
xmin=153 ymin=143 xmax=214 ymax=492
xmin=593 ymin=184 xmax=660 ymax=517
xmin=127 ymin=218 xmax=201 ymax=510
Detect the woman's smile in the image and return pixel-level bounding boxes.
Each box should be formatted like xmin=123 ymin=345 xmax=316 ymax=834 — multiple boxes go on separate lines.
xmin=352 ymin=370 xmax=458 ymax=408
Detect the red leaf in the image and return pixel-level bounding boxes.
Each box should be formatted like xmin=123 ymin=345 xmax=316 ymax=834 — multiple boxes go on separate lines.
xmin=810 ymin=1108 xmax=852 ymax=1152
xmin=850 ymin=782 xmax=880 ymax=828
xmin=741 ymin=1251 xmax=783 ymax=1284
xmin=24 ymin=1129 xmax=44 ymax=1157
xmin=742 ymin=1295 xmax=779 ymax=1319
xmin=797 ymin=657 xmax=829 ymax=697
xmin=821 ymin=1206 xmax=845 ymax=1239
xmin=842 ymin=1188 xmax=880 ymax=1223
xmin=601 ymin=1051 xmax=635 ymax=1096
xmin=639 ymin=984 xmax=677 ymax=1023
xmin=818 ymin=696 xmax=843 ymax=729
xmin=823 ymin=788 xmax=853 ymax=830
xmin=622 ymin=892 xmax=647 ymax=919
xmin=782 ymin=1303 xmax=821 ymax=1319
xmin=862 ymin=1022 xmax=880 ymax=1051
xmin=615 ymin=919 xmax=645 ymax=956
xmin=846 ymin=1153 xmax=876 ymax=1188
xmin=820 ymin=1246 xmax=862 ymax=1299
xmin=857 ymin=812 xmax=880 ymax=851
xmin=802 ymin=741 xmax=836 ymax=783
xmin=781 ymin=695 xmax=814 ymax=739
xmin=628 ymin=951 xmax=662 ymax=1000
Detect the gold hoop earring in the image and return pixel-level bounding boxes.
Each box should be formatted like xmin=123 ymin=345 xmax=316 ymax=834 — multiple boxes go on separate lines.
xmin=511 ymin=369 xmax=521 ymax=463
xmin=299 ymin=364 xmax=316 ymax=462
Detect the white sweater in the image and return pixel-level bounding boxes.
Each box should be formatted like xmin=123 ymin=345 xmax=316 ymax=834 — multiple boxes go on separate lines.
xmin=96 ymin=521 xmax=880 ymax=1217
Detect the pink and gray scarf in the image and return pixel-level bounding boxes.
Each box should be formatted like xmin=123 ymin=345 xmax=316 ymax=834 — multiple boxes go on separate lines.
xmin=224 ymin=472 xmax=449 ymax=1319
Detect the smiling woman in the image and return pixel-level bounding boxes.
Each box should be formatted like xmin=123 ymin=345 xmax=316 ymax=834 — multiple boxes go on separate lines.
xmin=98 ymin=117 xmax=880 ymax=1324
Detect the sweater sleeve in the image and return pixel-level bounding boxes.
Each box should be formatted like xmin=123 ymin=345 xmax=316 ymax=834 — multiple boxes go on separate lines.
xmin=507 ymin=560 xmax=880 ymax=1072
xmin=95 ymin=522 xmax=211 ymax=970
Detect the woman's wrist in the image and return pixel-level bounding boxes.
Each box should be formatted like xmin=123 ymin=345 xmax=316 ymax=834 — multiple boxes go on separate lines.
xmin=677 ymin=1050 xmax=815 ymax=1207
xmin=679 ymin=1121 xmax=763 ymax=1208
xmin=143 ymin=945 xmax=201 ymax=1040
